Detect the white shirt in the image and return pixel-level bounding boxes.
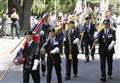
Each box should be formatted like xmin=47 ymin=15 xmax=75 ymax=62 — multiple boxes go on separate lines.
xmin=28 ymin=40 xmax=33 ymax=46
xmin=104 ymin=29 xmax=109 ymax=35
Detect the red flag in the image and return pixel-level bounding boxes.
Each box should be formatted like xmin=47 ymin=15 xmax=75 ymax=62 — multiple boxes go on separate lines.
xmin=32 ymin=18 xmax=44 ymax=32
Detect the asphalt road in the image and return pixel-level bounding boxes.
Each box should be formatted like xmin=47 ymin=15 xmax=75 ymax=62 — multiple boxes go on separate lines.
xmin=0 ymin=53 xmax=120 ymax=83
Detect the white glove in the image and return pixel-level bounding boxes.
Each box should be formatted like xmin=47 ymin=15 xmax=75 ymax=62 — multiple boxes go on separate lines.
xmin=94 ymin=38 xmax=98 ymax=43
xmin=108 ymin=41 xmax=116 ymax=51
xmin=73 ymin=38 xmax=79 ymax=44
xmin=50 ymin=47 xmax=60 ymax=54
xmin=94 ymin=31 xmax=99 ymax=39
xmin=40 ymin=48 xmax=46 ymax=55
xmin=32 ymin=59 xmax=40 ymax=70
xmin=40 ymin=30 xmax=45 ymax=36
xmin=64 ymin=38 xmax=66 ymax=41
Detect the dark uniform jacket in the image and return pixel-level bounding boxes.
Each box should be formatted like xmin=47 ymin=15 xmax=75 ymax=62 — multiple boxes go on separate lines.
xmin=70 ymin=28 xmax=80 ymax=55
xmin=39 ymin=34 xmax=46 ymax=48
xmin=83 ymin=23 xmax=96 ymax=43
xmin=45 ymin=37 xmax=61 ymax=63
xmin=98 ymin=29 xmax=116 ymax=54
xmin=64 ymin=28 xmax=80 ymax=58
xmin=64 ymin=28 xmax=71 ymax=58
xmin=23 ymin=41 xmax=39 ymax=70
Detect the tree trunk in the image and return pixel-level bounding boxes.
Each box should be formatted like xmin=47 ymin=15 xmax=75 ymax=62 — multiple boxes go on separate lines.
xmin=8 ymin=0 xmax=33 ymax=30
xmin=21 ymin=0 xmax=32 ymax=30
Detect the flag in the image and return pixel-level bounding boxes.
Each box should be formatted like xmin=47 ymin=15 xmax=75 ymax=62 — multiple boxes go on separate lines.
xmin=74 ymin=0 xmax=83 ymax=14
xmin=32 ymin=13 xmax=48 ymax=33
xmin=99 ymin=0 xmax=105 ymax=14
xmin=13 ymin=13 xmax=49 ymax=66
xmin=98 ymin=0 xmax=110 ymax=31
xmin=32 ymin=18 xmax=44 ymax=33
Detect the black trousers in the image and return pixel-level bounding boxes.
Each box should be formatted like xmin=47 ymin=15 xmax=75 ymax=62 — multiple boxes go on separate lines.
xmin=65 ymin=58 xmax=72 ymax=78
xmin=100 ymin=52 xmax=113 ymax=78
xmin=81 ymin=40 xmax=84 ymax=53
xmin=23 ymin=67 xmax=40 ymax=83
xmin=59 ymin=43 xmax=63 ymax=54
xmin=84 ymin=41 xmax=95 ymax=61
xmin=65 ymin=52 xmax=78 ymax=78
xmin=41 ymin=54 xmax=46 ymax=73
xmin=47 ymin=56 xmax=62 ymax=83
xmin=72 ymin=53 xmax=78 ymax=75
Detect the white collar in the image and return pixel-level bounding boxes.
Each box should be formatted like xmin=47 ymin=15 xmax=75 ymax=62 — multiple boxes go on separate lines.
xmin=104 ymin=28 xmax=109 ymax=34
xmin=28 ymin=40 xmax=33 ymax=46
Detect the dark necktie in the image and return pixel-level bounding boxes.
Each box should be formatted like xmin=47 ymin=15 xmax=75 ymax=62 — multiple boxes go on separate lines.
xmin=104 ymin=29 xmax=108 ymax=38
xmin=51 ymin=38 xmax=53 ymax=44
xmin=86 ymin=24 xmax=89 ymax=32
xmin=106 ymin=29 xmax=108 ymax=35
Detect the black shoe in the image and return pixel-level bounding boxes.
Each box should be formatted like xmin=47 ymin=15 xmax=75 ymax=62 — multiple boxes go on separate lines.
xmin=65 ymin=77 xmax=70 ymax=80
xmin=42 ymin=72 xmax=45 ymax=76
xmin=92 ymin=57 xmax=95 ymax=61
xmin=100 ymin=77 xmax=106 ymax=82
xmin=108 ymin=75 xmax=112 ymax=79
xmin=85 ymin=60 xmax=89 ymax=63
xmin=73 ymin=74 xmax=78 ymax=78
xmin=18 ymin=37 xmax=20 ymax=39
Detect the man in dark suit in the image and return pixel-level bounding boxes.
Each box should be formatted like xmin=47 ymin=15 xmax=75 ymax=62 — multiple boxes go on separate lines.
xmin=64 ymin=21 xmax=80 ymax=80
xmin=22 ymin=31 xmax=40 ymax=83
xmin=41 ymin=29 xmax=62 ymax=83
xmin=95 ymin=19 xmax=116 ymax=82
xmin=39 ymin=30 xmax=46 ymax=76
xmin=83 ymin=16 xmax=97 ymax=62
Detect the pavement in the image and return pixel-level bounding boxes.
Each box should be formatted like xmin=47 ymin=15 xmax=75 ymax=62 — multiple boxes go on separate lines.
xmin=0 ymin=27 xmax=120 ymax=83
xmin=0 ymin=54 xmax=120 ymax=83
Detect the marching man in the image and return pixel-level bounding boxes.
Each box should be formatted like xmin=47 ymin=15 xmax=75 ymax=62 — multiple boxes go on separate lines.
xmin=17 ymin=31 xmax=40 ymax=83
xmin=41 ymin=28 xmax=62 ymax=83
xmin=94 ymin=19 xmax=116 ymax=82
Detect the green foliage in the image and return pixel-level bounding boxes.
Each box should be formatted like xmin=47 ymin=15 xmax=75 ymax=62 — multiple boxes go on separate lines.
xmin=110 ymin=0 xmax=120 ymax=15
xmin=31 ymin=0 xmax=77 ymax=15
xmin=0 ymin=0 xmax=7 ymax=12
xmin=32 ymin=0 xmax=46 ymax=15
xmin=0 ymin=0 xmax=120 ymax=15
xmin=0 ymin=0 xmax=7 ymax=17
xmin=60 ymin=0 xmax=76 ymax=13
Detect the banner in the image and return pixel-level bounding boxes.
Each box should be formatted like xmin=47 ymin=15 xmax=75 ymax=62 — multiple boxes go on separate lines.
xmin=98 ymin=0 xmax=110 ymax=31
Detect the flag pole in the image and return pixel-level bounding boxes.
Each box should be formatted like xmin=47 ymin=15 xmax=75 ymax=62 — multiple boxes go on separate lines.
xmin=0 ymin=13 xmax=47 ymax=80
xmin=91 ymin=0 xmax=110 ymax=50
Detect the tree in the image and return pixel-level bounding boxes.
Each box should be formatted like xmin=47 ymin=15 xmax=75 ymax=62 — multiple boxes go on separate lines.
xmin=8 ymin=0 xmax=33 ymax=30
xmin=31 ymin=0 xmax=77 ymax=15
xmin=0 ymin=0 xmax=7 ymax=15
xmin=5 ymin=0 xmax=120 ymax=31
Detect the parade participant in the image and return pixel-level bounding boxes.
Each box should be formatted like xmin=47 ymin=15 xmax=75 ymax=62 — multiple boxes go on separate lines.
xmin=83 ymin=15 xmax=97 ymax=62
xmin=79 ymin=24 xmax=85 ymax=54
xmin=64 ymin=21 xmax=80 ymax=80
xmin=41 ymin=15 xmax=51 ymax=38
xmin=39 ymin=30 xmax=46 ymax=76
xmin=22 ymin=31 xmax=40 ymax=83
xmin=10 ymin=8 xmax=20 ymax=39
xmin=95 ymin=19 xmax=116 ymax=82
xmin=41 ymin=28 xmax=62 ymax=83
xmin=55 ymin=26 xmax=64 ymax=55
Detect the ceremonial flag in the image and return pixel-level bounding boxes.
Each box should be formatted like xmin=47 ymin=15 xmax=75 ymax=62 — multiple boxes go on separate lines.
xmin=74 ymin=0 xmax=83 ymax=14
xmin=32 ymin=13 xmax=48 ymax=33
xmin=98 ymin=0 xmax=110 ymax=31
